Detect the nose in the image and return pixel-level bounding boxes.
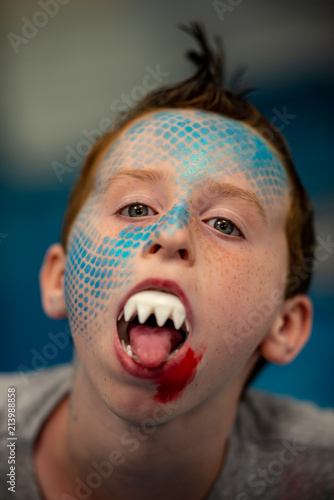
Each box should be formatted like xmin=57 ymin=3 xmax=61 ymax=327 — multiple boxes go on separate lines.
xmin=142 ymin=209 xmax=195 ymax=266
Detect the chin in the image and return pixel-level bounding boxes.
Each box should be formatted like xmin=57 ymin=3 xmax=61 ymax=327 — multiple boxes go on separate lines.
xmin=101 ymin=381 xmax=182 ymax=426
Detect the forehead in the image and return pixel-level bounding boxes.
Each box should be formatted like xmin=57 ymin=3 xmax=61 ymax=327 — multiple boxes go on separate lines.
xmin=96 ymin=109 xmax=288 ymax=209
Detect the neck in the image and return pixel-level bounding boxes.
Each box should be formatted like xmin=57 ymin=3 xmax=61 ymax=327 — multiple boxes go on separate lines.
xmin=59 ymin=364 xmax=244 ymax=500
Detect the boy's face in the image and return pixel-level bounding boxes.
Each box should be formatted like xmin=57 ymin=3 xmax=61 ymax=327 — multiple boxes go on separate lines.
xmin=64 ymin=109 xmax=289 ymax=420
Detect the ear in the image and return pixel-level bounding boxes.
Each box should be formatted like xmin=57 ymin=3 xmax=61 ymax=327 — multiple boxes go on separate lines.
xmin=260 ymin=294 xmax=313 ymax=365
xmin=39 ymin=244 xmax=67 ymax=319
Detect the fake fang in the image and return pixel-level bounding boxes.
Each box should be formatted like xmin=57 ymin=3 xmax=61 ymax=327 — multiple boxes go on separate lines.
xmin=117 ymin=291 xmax=190 ymax=369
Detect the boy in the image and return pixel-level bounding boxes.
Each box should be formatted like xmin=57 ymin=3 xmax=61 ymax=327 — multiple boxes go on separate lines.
xmin=1 ymin=23 xmax=333 ymax=500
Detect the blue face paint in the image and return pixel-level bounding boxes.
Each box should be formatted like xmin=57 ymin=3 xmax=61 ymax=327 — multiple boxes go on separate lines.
xmin=65 ymin=199 xmax=192 ymax=339
xmin=64 ymin=109 xmax=288 ymax=342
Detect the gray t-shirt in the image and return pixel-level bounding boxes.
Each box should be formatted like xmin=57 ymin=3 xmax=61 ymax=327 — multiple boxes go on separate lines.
xmin=0 ymin=363 xmax=333 ymax=499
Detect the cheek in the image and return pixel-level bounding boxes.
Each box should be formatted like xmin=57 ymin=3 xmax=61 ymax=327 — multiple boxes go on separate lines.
xmin=64 ymin=215 xmax=140 ymax=344
xmin=198 ymin=243 xmax=282 ymax=344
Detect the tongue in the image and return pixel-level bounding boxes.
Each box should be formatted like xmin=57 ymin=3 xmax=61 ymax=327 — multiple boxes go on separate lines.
xmin=128 ymin=323 xmax=183 ymax=368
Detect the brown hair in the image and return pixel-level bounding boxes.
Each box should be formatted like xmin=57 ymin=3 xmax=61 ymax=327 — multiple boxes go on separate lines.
xmin=61 ymin=22 xmax=315 ymax=300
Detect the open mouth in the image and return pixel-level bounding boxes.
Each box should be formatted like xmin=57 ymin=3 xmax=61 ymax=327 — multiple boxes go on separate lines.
xmin=117 ymin=290 xmax=190 ymax=369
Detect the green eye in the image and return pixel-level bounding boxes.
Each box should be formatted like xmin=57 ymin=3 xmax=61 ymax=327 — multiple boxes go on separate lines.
xmin=120 ymin=203 xmax=155 ymax=217
xmin=207 ymin=218 xmax=242 ymax=237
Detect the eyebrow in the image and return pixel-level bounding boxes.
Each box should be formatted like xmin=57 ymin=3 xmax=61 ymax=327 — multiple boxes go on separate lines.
xmin=105 ymin=167 xmax=266 ymax=220
xmin=104 ymin=168 xmax=169 ymax=190
xmin=201 ymin=178 xmax=266 ymax=221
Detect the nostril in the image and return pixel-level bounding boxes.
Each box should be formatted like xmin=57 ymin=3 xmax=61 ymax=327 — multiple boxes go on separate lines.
xmin=147 ymin=245 xmax=189 ymax=259
xmin=149 ymin=244 xmax=161 ymax=255
xmin=179 ymin=249 xmax=187 ymax=260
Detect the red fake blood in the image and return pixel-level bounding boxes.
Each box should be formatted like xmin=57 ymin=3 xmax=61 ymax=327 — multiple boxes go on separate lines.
xmin=153 ymin=347 xmax=203 ymax=403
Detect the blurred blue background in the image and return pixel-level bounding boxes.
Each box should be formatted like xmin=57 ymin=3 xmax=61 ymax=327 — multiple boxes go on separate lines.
xmin=1 ymin=0 xmax=333 ymax=407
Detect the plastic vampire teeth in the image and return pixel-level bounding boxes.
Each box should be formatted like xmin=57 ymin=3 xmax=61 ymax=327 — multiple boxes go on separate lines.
xmin=117 ymin=291 xmax=190 ymax=366
xmin=117 ymin=291 xmax=190 ymax=333
xmin=118 ymin=290 xmax=189 ymax=333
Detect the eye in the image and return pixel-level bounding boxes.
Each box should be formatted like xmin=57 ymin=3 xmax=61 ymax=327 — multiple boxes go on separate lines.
xmin=119 ymin=203 xmax=156 ymax=218
xmin=206 ymin=218 xmax=243 ymax=237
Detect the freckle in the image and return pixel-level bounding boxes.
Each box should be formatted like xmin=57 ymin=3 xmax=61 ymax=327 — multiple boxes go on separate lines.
xmin=104 ymin=377 xmax=106 ymax=382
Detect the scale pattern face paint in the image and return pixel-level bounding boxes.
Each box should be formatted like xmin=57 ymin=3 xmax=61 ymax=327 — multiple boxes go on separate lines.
xmin=96 ymin=110 xmax=288 ymax=208
xmin=64 ymin=109 xmax=288 ymax=395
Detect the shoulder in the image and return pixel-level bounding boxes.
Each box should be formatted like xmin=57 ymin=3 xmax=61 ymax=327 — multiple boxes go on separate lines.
xmin=227 ymin=390 xmax=334 ymax=498
xmin=241 ymin=389 xmax=334 ymax=447
xmin=0 ymin=363 xmax=73 ymax=434
xmin=0 ymin=362 xmax=73 ymax=388
xmin=0 ymin=362 xmax=73 ymax=400
xmin=0 ymin=364 xmax=73 ymax=499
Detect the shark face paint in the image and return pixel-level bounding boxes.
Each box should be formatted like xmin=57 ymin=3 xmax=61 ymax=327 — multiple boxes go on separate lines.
xmin=64 ymin=109 xmax=289 ymax=410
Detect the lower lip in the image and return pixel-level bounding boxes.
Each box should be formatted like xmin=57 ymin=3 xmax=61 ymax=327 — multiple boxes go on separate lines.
xmin=114 ymin=326 xmax=203 ymax=402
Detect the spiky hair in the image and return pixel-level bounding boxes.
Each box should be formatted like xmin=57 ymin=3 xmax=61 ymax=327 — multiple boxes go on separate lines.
xmin=123 ymin=22 xmax=258 ymax=123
